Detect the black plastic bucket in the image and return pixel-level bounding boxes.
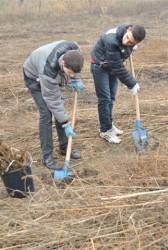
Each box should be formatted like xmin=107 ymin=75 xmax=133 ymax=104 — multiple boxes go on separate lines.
xmin=1 ymin=165 xmax=35 ymax=198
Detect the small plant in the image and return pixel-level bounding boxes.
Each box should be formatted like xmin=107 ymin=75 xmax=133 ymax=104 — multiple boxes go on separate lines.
xmin=0 ymin=140 xmax=31 ymax=175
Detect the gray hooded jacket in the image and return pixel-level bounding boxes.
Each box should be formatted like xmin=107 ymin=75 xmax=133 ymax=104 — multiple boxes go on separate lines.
xmin=23 ymin=40 xmax=80 ymax=123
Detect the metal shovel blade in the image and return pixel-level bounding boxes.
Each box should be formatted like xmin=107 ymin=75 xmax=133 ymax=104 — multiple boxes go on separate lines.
xmin=53 ymin=168 xmax=72 ymax=180
xmin=132 ymin=120 xmax=148 ymax=152
xmin=53 ymin=160 xmax=72 ymax=180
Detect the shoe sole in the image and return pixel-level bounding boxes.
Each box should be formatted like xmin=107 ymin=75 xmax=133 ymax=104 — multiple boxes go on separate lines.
xmin=98 ymin=129 xmax=123 ymax=136
xmin=100 ymin=135 xmax=121 ymax=144
xmin=112 ymin=130 xmax=123 ymax=136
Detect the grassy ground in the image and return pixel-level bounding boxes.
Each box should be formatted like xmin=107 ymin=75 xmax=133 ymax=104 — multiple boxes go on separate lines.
xmin=0 ymin=1 xmax=168 ymax=249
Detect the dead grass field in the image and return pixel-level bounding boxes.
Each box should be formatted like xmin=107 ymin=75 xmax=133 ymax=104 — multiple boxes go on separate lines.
xmin=0 ymin=1 xmax=168 ymax=249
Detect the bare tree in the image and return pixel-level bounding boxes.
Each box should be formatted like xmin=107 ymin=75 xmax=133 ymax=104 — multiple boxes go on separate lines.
xmin=38 ymin=0 xmax=42 ymax=12
xmin=16 ymin=0 xmax=24 ymax=5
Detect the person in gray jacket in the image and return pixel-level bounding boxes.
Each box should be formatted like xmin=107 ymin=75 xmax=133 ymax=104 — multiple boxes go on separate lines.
xmin=91 ymin=24 xmax=146 ymax=144
xmin=23 ymin=40 xmax=85 ymax=170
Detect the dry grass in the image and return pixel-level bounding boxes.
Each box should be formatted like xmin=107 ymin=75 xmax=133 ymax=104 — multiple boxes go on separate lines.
xmin=1 ymin=0 xmax=168 ymax=22
xmin=0 ymin=172 xmax=168 ymax=249
xmin=0 ymin=0 xmax=168 ymax=249
xmin=0 ymin=141 xmax=32 ymax=174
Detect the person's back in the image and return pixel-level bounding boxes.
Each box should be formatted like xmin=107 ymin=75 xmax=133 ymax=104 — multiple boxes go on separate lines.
xmin=23 ymin=40 xmax=79 ymax=80
xmin=23 ymin=41 xmax=64 ymax=79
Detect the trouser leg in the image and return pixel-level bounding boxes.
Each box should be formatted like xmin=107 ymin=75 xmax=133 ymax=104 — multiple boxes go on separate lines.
xmin=55 ymin=117 xmax=81 ymax=159
xmin=23 ymin=73 xmax=53 ymax=160
xmin=109 ymin=73 xmax=118 ymax=123
xmin=91 ymin=64 xmax=112 ymax=132
xmin=55 ymin=119 xmax=68 ymax=150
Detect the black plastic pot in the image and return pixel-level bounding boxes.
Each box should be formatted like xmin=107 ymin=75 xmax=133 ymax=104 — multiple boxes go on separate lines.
xmin=1 ymin=165 xmax=35 ymax=198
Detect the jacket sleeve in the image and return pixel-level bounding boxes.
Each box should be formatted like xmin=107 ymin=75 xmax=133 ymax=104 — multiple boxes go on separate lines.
xmin=104 ymin=40 xmax=137 ymax=89
xmin=39 ymin=74 xmax=68 ymax=123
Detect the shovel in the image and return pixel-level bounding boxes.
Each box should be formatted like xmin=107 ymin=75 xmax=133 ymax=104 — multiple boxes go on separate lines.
xmin=129 ymin=54 xmax=148 ymax=152
xmin=53 ymin=91 xmax=78 ymax=180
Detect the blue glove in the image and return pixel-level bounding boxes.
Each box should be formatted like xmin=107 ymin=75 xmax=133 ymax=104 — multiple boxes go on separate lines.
xmin=62 ymin=122 xmax=76 ymax=137
xmin=71 ymin=79 xmax=85 ymax=93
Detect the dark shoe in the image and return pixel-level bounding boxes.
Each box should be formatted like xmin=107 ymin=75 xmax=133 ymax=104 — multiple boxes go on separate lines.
xmin=43 ymin=155 xmax=62 ymax=170
xmin=60 ymin=149 xmax=81 ymax=159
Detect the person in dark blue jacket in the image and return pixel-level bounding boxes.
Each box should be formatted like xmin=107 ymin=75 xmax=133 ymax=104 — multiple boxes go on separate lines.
xmin=91 ymin=24 xmax=146 ymax=143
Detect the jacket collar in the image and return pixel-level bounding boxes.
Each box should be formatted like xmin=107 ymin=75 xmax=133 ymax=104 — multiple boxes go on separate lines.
xmin=116 ymin=24 xmax=132 ymax=44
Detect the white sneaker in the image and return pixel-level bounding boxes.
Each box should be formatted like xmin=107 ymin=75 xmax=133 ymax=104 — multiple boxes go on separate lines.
xmin=100 ymin=129 xmax=121 ymax=144
xmin=112 ymin=123 xmax=123 ymax=135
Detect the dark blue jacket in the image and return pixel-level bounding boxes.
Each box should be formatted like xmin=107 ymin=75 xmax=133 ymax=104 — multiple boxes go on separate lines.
xmin=91 ymin=24 xmax=137 ymax=89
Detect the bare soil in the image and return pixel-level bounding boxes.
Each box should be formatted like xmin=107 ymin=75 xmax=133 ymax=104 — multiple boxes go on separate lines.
xmin=0 ymin=10 xmax=168 ymax=250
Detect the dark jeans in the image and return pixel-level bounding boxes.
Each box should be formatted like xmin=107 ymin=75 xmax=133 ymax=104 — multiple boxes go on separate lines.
xmin=23 ymin=72 xmax=68 ymax=160
xmin=91 ymin=64 xmax=118 ymax=132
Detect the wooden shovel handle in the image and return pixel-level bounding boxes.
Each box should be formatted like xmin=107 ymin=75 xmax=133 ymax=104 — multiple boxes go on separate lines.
xmin=65 ymin=91 xmax=78 ymax=162
xmin=129 ymin=54 xmax=140 ymax=120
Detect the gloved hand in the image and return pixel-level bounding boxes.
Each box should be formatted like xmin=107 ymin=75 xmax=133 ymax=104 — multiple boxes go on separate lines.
xmin=130 ymin=83 xmax=140 ymax=95
xmin=71 ymin=79 xmax=85 ymax=93
xmin=133 ymin=45 xmax=138 ymax=51
xmin=62 ymin=122 xmax=76 ymax=137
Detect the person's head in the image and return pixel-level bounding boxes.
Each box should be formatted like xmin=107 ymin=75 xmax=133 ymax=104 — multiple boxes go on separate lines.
xmin=122 ymin=25 xmax=146 ymax=46
xmin=62 ymin=50 xmax=84 ymax=78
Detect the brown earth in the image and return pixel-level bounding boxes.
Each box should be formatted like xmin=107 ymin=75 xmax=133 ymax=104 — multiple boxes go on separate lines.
xmin=0 ymin=5 xmax=168 ymax=250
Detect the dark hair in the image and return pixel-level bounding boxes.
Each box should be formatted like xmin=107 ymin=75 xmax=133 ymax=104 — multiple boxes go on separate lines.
xmin=63 ymin=50 xmax=84 ymax=73
xmin=132 ymin=25 xmax=146 ymax=42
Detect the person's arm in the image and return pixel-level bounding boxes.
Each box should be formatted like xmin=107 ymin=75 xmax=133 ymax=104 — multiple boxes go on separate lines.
xmin=39 ymin=74 xmax=68 ymax=124
xmin=103 ymin=39 xmax=137 ymax=89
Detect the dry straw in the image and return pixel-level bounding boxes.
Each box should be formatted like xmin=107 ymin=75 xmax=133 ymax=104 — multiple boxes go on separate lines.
xmin=0 ymin=0 xmax=168 ymax=249
xmin=0 ymin=141 xmax=31 ymax=174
